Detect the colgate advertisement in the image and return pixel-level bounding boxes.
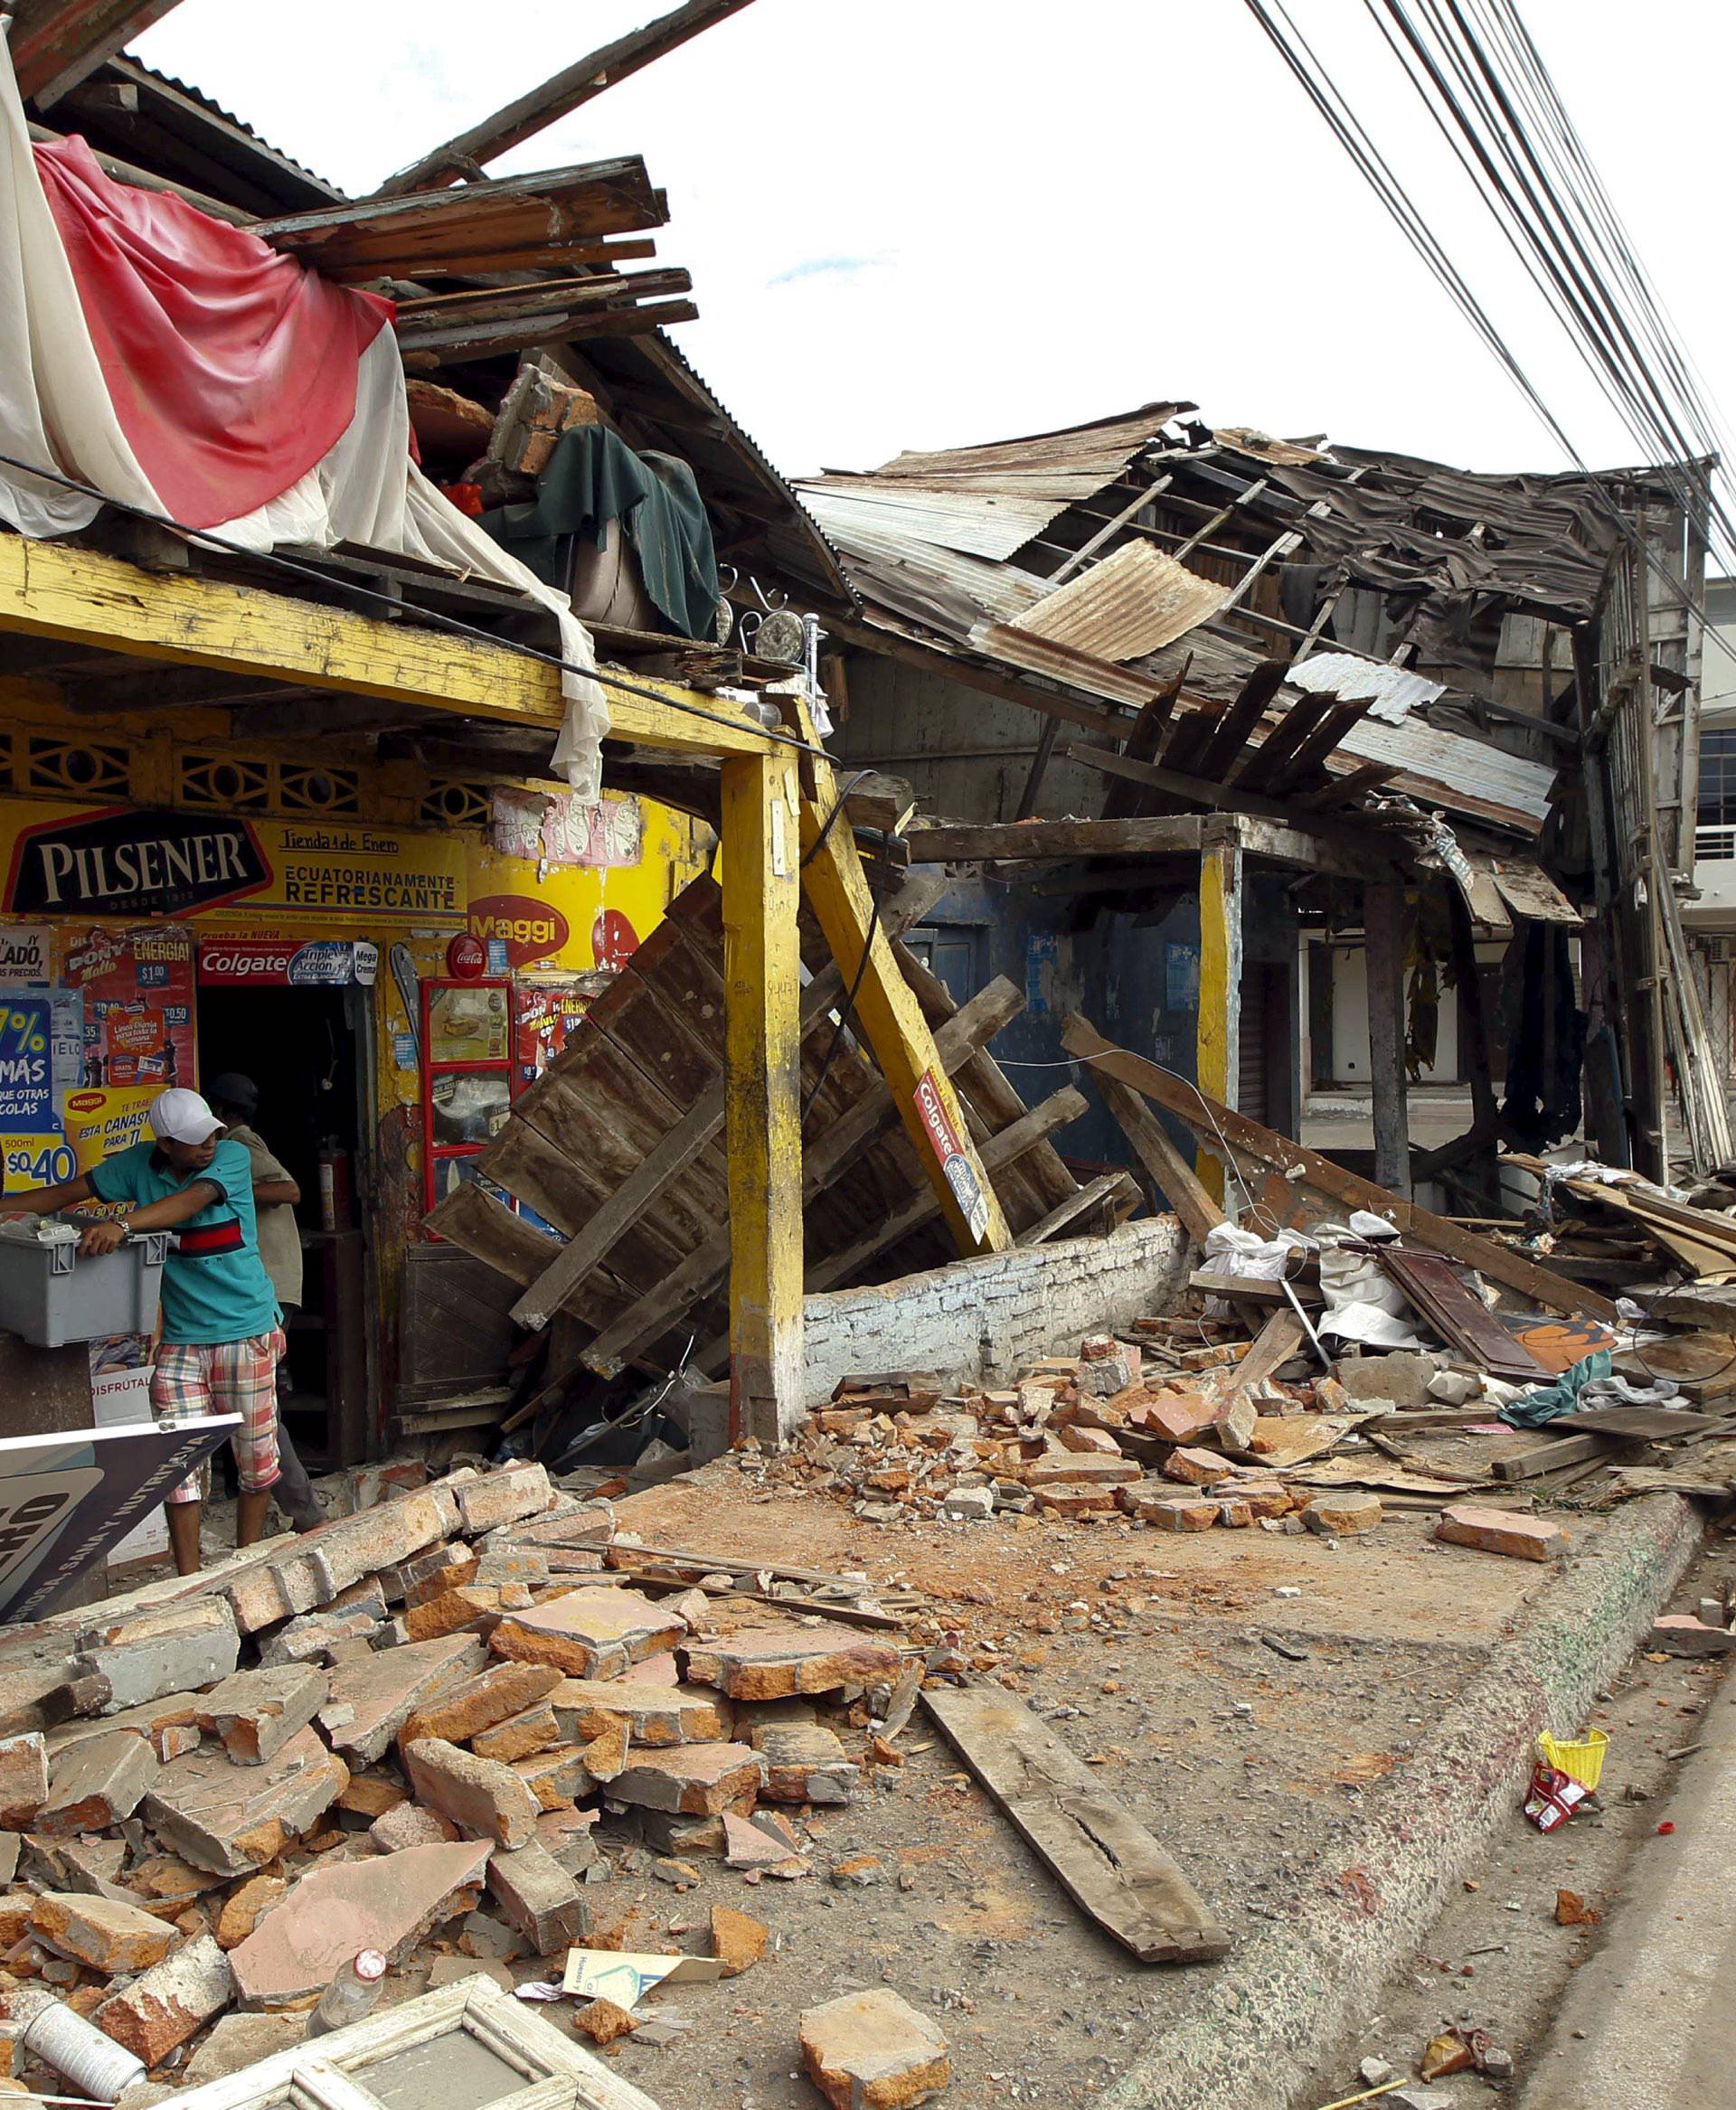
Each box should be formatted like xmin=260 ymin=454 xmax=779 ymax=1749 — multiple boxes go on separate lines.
xmin=198 ymin=938 xmax=380 ymax=987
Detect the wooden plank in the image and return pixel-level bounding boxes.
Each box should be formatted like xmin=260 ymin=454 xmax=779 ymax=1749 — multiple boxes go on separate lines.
xmin=719 ymin=751 xmax=804 ymax=1445
xmin=1061 ymin=1016 xmax=1618 ymax=1323
xmin=921 ymin=1683 xmax=1229 ymax=1964
xmin=1190 ymin=1269 xmax=1323 ymax=1307
xmin=1222 ymin=1310 xmax=1306 ymax=1400
xmin=1491 ymin=1432 xmax=1612 ymax=1481
xmin=9 ymin=0 xmax=184 ymax=107
xmin=1015 ymin=1171 xmax=1140 ymax=1246
xmin=1195 ymin=657 xmax=1292 ymax=780
xmin=374 ymin=2 xmax=760 ymax=195
xmin=1087 ymin=1065 xmax=1223 ymax=1244
xmin=251 ymin=158 xmax=665 ymax=250
xmin=1100 ymin=663 xmax=1191 ymax=821
xmin=0 ymin=535 xmax=777 ymax=760
xmin=909 ymin=815 xmax=1207 ymax=864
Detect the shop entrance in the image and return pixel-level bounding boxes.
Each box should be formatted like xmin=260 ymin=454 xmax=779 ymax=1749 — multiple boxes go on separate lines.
xmin=194 ymin=980 xmax=373 ymax=1472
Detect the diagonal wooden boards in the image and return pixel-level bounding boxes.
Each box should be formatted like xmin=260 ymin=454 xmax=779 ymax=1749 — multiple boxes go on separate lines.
xmin=1061 ymin=1015 xmax=1616 ymax=1325
xmin=923 ymin=1683 xmax=1229 ymax=1965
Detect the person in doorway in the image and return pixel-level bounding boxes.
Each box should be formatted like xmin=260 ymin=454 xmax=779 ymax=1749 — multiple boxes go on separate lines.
xmin=4 ymin=1088 xmax=284 ymax=1576
xmin=205 ymin=1072 xmax=324 ymax=1533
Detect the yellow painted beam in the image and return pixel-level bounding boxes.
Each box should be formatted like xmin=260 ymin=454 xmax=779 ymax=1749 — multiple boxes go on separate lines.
xmin=1195 ymin=827 xmax=1244 ymax=1207
xmin=0 ymin=532 xmax=778 ymax=760
xmin=792 ymin=698 xmax=1013 ymax=1258
xmin=719 ymin=749 xmax=805 ymax=1444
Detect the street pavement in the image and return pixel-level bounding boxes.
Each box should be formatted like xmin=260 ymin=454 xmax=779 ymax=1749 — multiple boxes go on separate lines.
xmin=1519 ymin=1650 xmax=1736 ymax=2109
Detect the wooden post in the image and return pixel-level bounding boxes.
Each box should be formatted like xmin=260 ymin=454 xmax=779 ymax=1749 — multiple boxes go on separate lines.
xmin=1364 ymin=878 xmax=1411 ymax=1200
xmin=719 ymin=750 xmax=804 ymax=1446
xmin=1196 ymin=823 xmax=1243 ymax=1207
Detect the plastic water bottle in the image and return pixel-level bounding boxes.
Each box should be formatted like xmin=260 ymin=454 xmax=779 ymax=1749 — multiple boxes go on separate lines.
xmin=307 ymin=1949 xmax=388 ymax=2038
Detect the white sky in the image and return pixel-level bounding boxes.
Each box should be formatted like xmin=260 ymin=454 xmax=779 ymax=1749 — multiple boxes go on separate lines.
xmin=134 ymin=0 xmax=1733 ymax=495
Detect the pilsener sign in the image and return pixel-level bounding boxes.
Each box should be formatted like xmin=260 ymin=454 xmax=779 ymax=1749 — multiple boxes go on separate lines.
xmin=5 ymin=807 xmax=269 ymax=918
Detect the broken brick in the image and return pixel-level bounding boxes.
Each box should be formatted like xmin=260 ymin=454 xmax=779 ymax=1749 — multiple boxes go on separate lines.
xmin=401 ymin=1587 xmax=521 ymax=1644
xmin=95 ymin=1933 xmax=231 ymax=2066
xmin=1649 ymin=1615 xmax=1736 ymax=1656
xmin=472 ymin=1703 xmax=561 ymax=1765
xmin=488 ymin=1587 xmax=684 ymax=1680
xmin=369 ymin=1800 xmax=458 ymax=1852
xmin=453 ymin=1462 xmax=552 ymax=1536
xmin=550 ymin=1675 xmax=731 ymax=1747
xmin=320 ymin=1633 xmax=486 ymax=1766
xmin=400 ymin=1661 xmax=563 ymax=1748
xmin=509 ymin=1746 xmax=593 ymax=1813
xmin=258 ymin=1607 xmax=381 ymax=1670
xmin=572 ymin=1998 xmax=637 ymax=2046
xmin=484 ymin=1839 xmax=588 ymax=1955
xmin=37 ymin=1730 xmax=157 ymax=1837
xmin=0 ymin=1734 xmax=48 ymax=1830
xmin=198 ymin=1665 xmax=326 ymax=1766
xmin=401 ymin=1738 xmax=539 ymax=1847
xmin=332 ymin=1773 xmax=405 ymax=1821
xmin=143 ymin=1725 xmax=348 ymax=1876
xmin=681 ymin=1623 xmax=901 ymax=1702
xmin=214 ymin=1874 xmax=286 ymax=1951
xmin=751 ymin=1723 xmax=857 ymax=1805
xmin=579 ymin=1721 xmax=627 ymax=1783
xmin=1161 ymin=1448 xmax=1232 ymax=1487
xmin=609 ymin=1741 xmax=765 ymax=1817
xmin=228 ymin=1841 xmax=492 ymax=2005
xmin=31 ymin=1893 xmax=175 ymax=1973
xmin=1129 ymin=1389 xmax=1218 ymax=1444
xmin=1436 ymin=1504 xmax=1566 ymax=1562
xmin=1132 ymin=1493 xmax=1219 ymax=1531
xmin=76 ymin=1600 xmax=239 ymax=1712
xmin=1304 ymin=1493 xmax=1383 ymax=1537
xmin=710 ymin=1903 xmax=768 ymax=1977
xmin=798 ymin=1988 xmax=949 ymax=2110
xmin=1032 ymin=1485 xmax=1118 ymax=1517
xmin=1024 ymin=1454 xmax=1140 ymax=1489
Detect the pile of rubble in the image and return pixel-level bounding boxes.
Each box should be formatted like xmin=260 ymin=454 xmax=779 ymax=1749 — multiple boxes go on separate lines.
xmin=0 ymin=1457 xmax=945 ymax=2105
xmin=760 ymin=1332 xmax=1406 ymax=1540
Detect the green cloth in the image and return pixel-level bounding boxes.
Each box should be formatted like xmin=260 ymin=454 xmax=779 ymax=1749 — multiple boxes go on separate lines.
xmin=1499 ymin=1349 xmax=1613 ymax=1428
xmin=90 ymin=1139 xmax=278 ymax=1344
xmin=480 ymin=425 xmax=720 ymax=643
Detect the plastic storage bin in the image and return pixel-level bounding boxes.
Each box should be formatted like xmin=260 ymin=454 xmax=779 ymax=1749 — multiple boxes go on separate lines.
xmin=0 ymin=1230 xmax=168 ymax=1347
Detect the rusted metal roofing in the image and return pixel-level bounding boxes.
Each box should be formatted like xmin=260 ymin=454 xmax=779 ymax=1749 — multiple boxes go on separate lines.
xmin=1010 ymin=540 xmax=1230 ymax=663
xmin=863 ymin=402 xmax=1191 ymax=488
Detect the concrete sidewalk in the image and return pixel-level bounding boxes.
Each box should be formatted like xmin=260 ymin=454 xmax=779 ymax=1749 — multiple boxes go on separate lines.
xmin=1520 ymin=1647 xmax=1736 ymax=2109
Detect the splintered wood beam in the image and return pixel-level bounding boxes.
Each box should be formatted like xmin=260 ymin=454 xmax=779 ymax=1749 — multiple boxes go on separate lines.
xmin=922 ymin=1682 xmax=1230 ymax=1964
xmin=0 ymin=534 xmax=778 ymax=760
xmin=1364 ymin=878 xmax=1412 ymax=1201
xmin=373 ymin=0 xmax=760 ymax=196
xmin=9 ymin=0 xmax=185 ymax=107
xmin=794 ymin=696 xmax=1013 ymax=1258
xmin=1062 ymin=1018 xmax=1617 ymax=1323
xmin=1016 ymin=1170 xmax=1141 ymax=1245
xmin=719 ymin=750 xmax=804 ymax=1445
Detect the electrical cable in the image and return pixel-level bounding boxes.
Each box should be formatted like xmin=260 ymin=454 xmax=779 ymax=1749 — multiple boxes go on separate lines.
xmin=0 ymin=449 xmax=835 ymax=766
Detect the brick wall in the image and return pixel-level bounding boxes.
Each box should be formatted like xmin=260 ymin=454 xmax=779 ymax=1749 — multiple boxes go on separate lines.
xmin=799 ymin=1217 xmax=1188 ymax=1410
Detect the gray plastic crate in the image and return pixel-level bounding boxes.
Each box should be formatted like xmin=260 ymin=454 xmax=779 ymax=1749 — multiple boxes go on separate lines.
xmin=0 ymin=1231 xmax=168 ymax=1348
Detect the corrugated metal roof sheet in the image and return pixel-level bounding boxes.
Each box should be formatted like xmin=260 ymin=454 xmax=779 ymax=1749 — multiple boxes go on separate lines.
xmin=1010 ymin=540 xmax=1230 ymax=663
xmin=800 ymin=483 xmax=1063 ymax=561
xmin=867 ymin=402 xmax=1190 ymax=486
xmin=1335 ymin=714 xmax=1557 ymax=829
xmin=1288 ymin=651 xmax=1448 ymax=722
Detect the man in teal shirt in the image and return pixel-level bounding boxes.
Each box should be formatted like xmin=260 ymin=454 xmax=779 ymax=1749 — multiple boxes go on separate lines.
xmin=6 ymin=1088 xmax=286 ymax=1575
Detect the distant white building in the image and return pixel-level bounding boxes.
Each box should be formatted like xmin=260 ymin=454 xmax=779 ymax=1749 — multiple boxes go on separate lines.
xmin=1684 ymin=575 xmax=1736 ymax=1082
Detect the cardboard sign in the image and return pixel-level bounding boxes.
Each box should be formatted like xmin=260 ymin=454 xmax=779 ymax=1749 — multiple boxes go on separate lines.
xmin=0 ymin=1416 xmax=239 ymax=1622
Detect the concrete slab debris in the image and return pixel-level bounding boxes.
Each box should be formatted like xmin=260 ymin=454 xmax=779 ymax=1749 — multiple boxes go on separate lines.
xmin=681 ymin=1624 xmax=902 ymax=1700
xmin=797 ymin=1987 xmax=950 ymax=2110
xmin=401 ymin=1737 xmax=540 ymax=1846
xmin=198 ymin=1664 xmax=326 ymax=1766
xmin=142 ymin=1724 xmax=347 ymax=1875
xmin=95 ymin=1933 xmax=232 ymax=2066
xmin=489 ymin=1587 xmax=684 ymax=1679
xmin=319 ymin=1633 xmax=486 ymax=1765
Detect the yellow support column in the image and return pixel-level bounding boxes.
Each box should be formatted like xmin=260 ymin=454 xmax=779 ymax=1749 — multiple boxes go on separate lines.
xmin=1196 ymin=823 xmax=1244 ymax=1208
xmin=719 ymin=749 xmax=805 ymax=1446
xmin=792 ymin=703 xmax=1012 ymax=1258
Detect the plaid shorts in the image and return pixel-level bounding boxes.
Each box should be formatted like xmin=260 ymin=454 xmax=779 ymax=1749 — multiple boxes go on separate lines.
xmin=151 ymin=1331 xmax=285 ymax=1507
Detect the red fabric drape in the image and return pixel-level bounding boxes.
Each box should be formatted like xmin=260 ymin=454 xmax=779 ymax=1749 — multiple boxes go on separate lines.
xmin=34 ymin=138 xmax=392 ymax=528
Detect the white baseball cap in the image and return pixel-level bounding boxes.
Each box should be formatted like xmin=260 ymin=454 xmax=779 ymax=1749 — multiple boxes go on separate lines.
xmin=146 ymin=1088 xmax=223 ymax=1145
